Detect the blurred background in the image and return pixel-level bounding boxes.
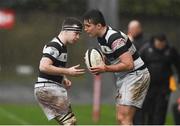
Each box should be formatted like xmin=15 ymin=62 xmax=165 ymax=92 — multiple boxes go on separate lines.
xmin=0 ymin=0 xmax=180 ymax=125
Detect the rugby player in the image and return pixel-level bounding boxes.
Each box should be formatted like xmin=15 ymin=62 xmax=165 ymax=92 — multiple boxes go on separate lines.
xmin=34 ymin=17 xmax=85 ymax=125
xmin=83 ymin=9 xmax=150 ymax=125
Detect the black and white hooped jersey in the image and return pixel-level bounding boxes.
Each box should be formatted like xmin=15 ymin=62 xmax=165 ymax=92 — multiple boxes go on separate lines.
xmin=97 ymin=26 xmax=146 ymax=77
xmin=38 ymin=37 xmax=67 ymax=83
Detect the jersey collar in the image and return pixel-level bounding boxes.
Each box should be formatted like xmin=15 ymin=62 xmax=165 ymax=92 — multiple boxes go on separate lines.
xmin=56 ymin=36 xmax=66 ymax=47
xmin=99 ymin=26 xmax=109 ymax=39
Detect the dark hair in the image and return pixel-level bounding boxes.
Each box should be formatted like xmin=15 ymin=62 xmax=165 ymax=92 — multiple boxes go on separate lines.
xmin=83 ymin=9 xmax=106 ymax=26
xmin=150 ymin=33 xmax=167 ymax=43
xmin=62 ymin=17 xmax=83 ymax=32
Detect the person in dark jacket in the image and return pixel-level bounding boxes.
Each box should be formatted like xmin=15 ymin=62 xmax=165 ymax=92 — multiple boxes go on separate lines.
xmin=134 ymin=33 xmax=180 ymax=124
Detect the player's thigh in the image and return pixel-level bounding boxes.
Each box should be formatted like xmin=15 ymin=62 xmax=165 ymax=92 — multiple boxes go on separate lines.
xmin=36 ymin=85 xmax=70 ymax=107
xmin=34 ymin=85 xmax=70 ymax=120
xmin=116 ymin=70 xmax=150 ymax=108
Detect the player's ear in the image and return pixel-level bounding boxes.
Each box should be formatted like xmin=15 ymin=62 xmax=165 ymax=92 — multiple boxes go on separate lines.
xmin=97 ymin=23 xmax=102 ymax=29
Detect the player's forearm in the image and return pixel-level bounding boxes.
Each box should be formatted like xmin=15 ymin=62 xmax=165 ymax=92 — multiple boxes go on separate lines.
xmin=39 ymin=64 xmax=69 ymax=76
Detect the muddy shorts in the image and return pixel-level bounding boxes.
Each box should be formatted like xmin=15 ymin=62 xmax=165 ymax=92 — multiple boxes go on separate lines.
xmin=34 ymin=82 xmax=71 ymax=120
xmin=116 ymin=68 xmax=150 ymax=108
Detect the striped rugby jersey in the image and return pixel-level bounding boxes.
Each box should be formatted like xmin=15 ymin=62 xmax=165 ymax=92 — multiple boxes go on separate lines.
xmin=38 ymin=37 xmax=67 ymax=83
xmin=97 ymin=26 xmax=146 ymax=77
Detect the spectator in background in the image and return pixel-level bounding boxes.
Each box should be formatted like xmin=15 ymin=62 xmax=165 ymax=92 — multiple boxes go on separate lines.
xmin=134 ymin=33 xmax=180 ymax=125
xmin=127 ymin=20 xmax=147 ymax=51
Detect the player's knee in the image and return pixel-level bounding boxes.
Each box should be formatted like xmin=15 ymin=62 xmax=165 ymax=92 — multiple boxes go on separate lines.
xmin=117 ymin=113 xmax=133 ymax=125
xmin=55 ymin=112 xmax=77 ymax=125
xmin=117 ymin=114 xmax=124 ymax=124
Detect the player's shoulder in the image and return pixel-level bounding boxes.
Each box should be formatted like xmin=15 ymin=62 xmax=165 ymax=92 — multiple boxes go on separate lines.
xmin=48 ymin=37 xmax=64 ymax=48
xmin=105 ymin=26 xmax=119 ymax=40
xmin=43 ymin=37 xmax=65 ymax=54
xmin=106 ymin=27 xmax=128 ymax=45
xmin=48 ymin=37 xmax=63 ymax=47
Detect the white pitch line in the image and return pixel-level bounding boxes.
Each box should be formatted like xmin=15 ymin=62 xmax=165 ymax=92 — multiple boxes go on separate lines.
xmin=0 ymin=107 xmax=29 ymax=124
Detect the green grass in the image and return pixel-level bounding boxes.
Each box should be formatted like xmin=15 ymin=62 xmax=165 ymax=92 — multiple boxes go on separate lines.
xmin=74 ymin=105 xmax=116 ymax=125
xmin=0 ymin=104 xmax=174 ymax=125
xmin=0 ymin=104 xmax=116 ymax=125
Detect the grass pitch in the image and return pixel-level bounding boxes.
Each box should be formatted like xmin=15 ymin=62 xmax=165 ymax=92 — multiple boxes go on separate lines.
xmin=0 ymin=104 xmax=174 ymax=125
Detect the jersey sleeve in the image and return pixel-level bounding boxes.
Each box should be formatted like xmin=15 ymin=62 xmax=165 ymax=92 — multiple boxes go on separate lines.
xmin=42 ymin=45 xmax=60 ymax=62
xmin=109 ymin=33 xmax=129 ymax=57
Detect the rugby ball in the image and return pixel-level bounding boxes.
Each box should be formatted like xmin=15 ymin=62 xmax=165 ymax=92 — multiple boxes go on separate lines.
xmin=85 ymin=48 xmax=104 ymax=68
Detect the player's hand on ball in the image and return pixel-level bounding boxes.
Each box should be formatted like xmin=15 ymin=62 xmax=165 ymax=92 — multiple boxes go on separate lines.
xmin=84 ymin=48 xmax=105 ymax=74
xmin=67 ymin=64 xmax=85 ymax=76
xmin=89 ymin=64 xmax=106 ymax=75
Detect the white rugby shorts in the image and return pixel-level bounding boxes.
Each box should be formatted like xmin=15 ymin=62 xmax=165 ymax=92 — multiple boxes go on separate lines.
xmin=34 ymin=82 xmax=71 ymax=120
xmin=116 ymin=68 xmax=150 ymax=108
